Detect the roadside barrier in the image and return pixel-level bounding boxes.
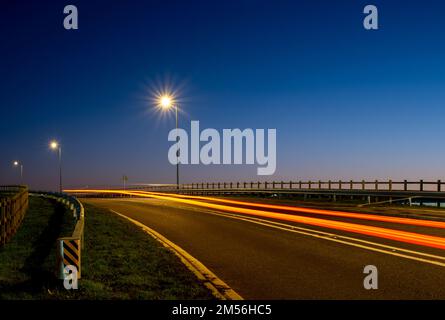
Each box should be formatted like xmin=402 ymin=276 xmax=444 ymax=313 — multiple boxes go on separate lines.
xmin=31 ymin=192 xmax=84 ymax=279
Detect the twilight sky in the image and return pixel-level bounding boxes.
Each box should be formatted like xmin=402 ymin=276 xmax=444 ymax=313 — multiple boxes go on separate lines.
xmin=1 ymin=0 xmax=445 ymax=190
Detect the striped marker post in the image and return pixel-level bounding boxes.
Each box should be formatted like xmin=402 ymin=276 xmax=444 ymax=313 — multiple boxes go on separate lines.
xmin=57 ymin=237 xmax=81 ymax=279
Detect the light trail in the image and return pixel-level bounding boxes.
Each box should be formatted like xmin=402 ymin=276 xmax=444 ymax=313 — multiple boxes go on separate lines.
xmin=66 ymin=189 xmax=445 ymax=250
xmin=128 ymin=190 xmax=445 ymax=230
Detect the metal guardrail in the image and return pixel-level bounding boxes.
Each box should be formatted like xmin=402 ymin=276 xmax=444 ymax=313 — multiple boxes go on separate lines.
xmin=69 ymin=179 xmax=445 ymax=207
xmin=0 ymin=186 xmax=29 ymax=246
xmin=31 ymin=191 xmax=84 ymax=279
xmin=131 ymin=179 xmax=445 ymax=193
xmin=122 ymin=180 xmax=445 ymax=206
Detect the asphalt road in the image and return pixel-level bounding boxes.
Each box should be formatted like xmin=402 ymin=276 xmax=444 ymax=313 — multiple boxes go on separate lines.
xmin=83 ymin=197 xmax=445 ymax=299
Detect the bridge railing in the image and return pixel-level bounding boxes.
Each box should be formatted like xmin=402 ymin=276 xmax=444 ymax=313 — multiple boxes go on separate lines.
xmin=0 ymin=185 xmax=29 ymax=246
xmin=131 ymin=180 xmax=445 ymax=193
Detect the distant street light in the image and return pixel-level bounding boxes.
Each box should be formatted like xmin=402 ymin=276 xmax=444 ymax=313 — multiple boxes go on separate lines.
xmin=156 ymin=94 xmax=180 ymax=189
xmin=50 ymin=140 xmax=62 ymax=193
xmin=122 ymin=175 xmax=128 ymax=190
xmin=13 ymin=161 xmax=23 ymax=182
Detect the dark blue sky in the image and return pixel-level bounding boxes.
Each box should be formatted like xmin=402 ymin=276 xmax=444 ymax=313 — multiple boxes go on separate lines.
xmin=1 ymin=0 xmax=445 ymax=190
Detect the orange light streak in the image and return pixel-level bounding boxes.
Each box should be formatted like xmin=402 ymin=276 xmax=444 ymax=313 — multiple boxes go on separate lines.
xmin=128 ymin=190 xmax=445 ymax=230
xmin=66 ymin=189 xmax=445 ymax=250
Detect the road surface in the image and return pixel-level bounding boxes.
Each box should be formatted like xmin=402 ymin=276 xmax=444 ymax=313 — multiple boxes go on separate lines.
xmin=81 ymin=195 xmax=445 ymax=299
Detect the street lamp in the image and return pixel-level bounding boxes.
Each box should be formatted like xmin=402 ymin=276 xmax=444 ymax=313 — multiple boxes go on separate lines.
xmin=13 ymin=161 xmax=23 ymax=182
xmin=157 ymin=94 xmax=180 ymax=189
xmin=50 ymin=140 xmax=62 ymax=193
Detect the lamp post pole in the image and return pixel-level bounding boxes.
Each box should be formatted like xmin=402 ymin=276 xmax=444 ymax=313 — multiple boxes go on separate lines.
xmin=157 ymin=95 xmax=181 ymax=190
xmin=13 ymin=161 xmax=23 ymax=183
xmin=176 ymin=104 xmax=179 ymax=189
xmin=58 ymin=146 xmax=62 ymax=193
xmin=50 ymin=141 xmax=62 ymax=193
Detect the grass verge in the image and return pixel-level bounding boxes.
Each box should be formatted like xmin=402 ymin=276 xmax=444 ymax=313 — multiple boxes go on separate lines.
xmin=0 ymin=197 xmax=213 ymax=300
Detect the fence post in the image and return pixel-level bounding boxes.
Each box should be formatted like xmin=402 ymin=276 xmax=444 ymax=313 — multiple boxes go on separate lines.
xmin=389 ymin=180 xmax=392 ymax=191
xmin=350 ymin=180 xmax=353 ymax=190
xmin=265 ymin=182 xmax=268 ymax=189
xmin=319 ymin=180 xmax=322 ymax=189
xmin=375 ymin=180 xmax=378 ymax=190
xmin=299 ymin=181 xmax=302 ymax=189
xmin=308 ymin=181 xmax=312 ymax=189
xmin=438 ymin=180 xmax=442 ymax=192
xmin=404 ymin=180 xmax=407 ymax=191
xmin=420 ymin=179 xmax=424 ymax=192
xmin=339 ymin=180 xmax=342 ymax=190
xmin=1 ymin=201 xmax=5 ymax=245
xmin=289 ymin=181 xmax=293 ymax=189
xmin=281 ymin=181 xmax=284 ymax=189
xmin=328 ymin=180 xmax=331 ymax=190
xmin=362 ymin=180 xmax=365 ymax=190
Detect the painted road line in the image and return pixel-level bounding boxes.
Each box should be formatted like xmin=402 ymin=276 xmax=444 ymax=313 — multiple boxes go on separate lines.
xmin=110 ymin=209 xmax=243 ymax=300
xmin=136 ymin=199 xmax=445 ymax=262
xmin=98 ymin=198 xmax=445 ymax=268
xmin=191 ymin=209 xmax=445 ymax=267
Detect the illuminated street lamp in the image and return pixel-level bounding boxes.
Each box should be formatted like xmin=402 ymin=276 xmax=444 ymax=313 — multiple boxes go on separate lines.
xmin=13 ymin=160 xmax=23 ymax=182
xmin=157 ymin=94 xmax=180 ymax=189
xmin=50 ymin=140 xmax=62 ymax=193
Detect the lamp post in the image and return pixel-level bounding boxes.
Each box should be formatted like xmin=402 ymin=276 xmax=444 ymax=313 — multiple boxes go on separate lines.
xmin=13 ymin=161 xmax=23 ymax=182
xmin=50 ymin=140 xmax=62 ymax=193
xmin=158 ymin=95 xmax=180 ymax=189
xmin=122 ymin=175 xmax=128 ymax=190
